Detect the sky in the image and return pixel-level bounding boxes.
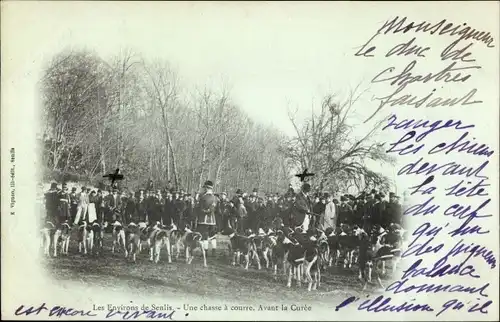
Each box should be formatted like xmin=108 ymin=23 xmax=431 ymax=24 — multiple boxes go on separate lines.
xmin=3 ymin=1 xmax=498 ymax=194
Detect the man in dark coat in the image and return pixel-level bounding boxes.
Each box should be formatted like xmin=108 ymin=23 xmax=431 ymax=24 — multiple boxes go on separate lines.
xmin=263 ymin=194 xmax=278 ymax=230
xmin=136 ymin=192 xmax=147 ymax=223
xmin=147 ymin=179 xmax=154 ymax=191
xmin=217 ymin=192 xmax=231 ymax=231
xmin=387 ymin=192 xmax=403 ymax=227
xmin=370 ymin=194 xmax=386 ymax=229
xmin=172 ymin=190 xmax=186 ymax=227
xmin=69 ymin=187 xmax=78 ymax=224
xmin=44 ymin=182 xmax=59 ymax=223
xmin=226 ymin=200 xmax=237 ymax=231
xmin=245 ymin=195 xmax=259 ymax=232
xmin=147 ymin=190 xmax=162 ymax=225
xmin=57 ymin=183 xmax=71 ymax=225
xmin=162 ymin=191 xmax=173 ymax=226
xmin=196 ymin=180 xmax=218 ymax=258
xmin=103 ymin=189 xmax=118 ymax=231
xmin=232 ymin=189 xmax=244 ymax=207
xmin=291 ymin=183 xmax=313 ymax=231
xmin=182 ymin=194 xmax=195 ymax=229
xmin=96 ymin=189 xmax=104 ymax=226
xmin=312 ymin=194 xmax=326 ymax=229
xmin=122 ymin=192 xmax=136 ymax=225
xmin=338 ymin=195 xmax=353 ymax=226
xmin=279 ymin=191 xmax=294 ymax=227
xmin=362 ymin=193 xmax=376 ymax=230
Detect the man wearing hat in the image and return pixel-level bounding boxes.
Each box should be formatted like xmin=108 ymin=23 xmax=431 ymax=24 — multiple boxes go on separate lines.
xmin=245 ymin=193 xmax=259 ymax=231
xmin=387 ymin=192 xmax=403 ymax=227
xmin=162 ymin=191 xmax=174 ymax=226
xmin=338 ymin=195 xmax=353 ymax=226
xmin=312 ymin=193 xmax=326 ymax=228
xmin=182 ymin=193 xmax=195 ymax=229
xmin=264 ymin=193 xmax=279 ymax=230
xmin=147 ymin=179 xmax=154 ymax=191
xmin=57 ymin=183 xmax=71 ymax=224
xmin=291 ymin=183 xmax=314 ymax=231
xmin=69 ymin=187 xmax=78 ymax=224
xmin=103 ymin=187 xmax=121 ymax=231
xmin=378 ymin=192 xmax=390 ymax=229
xmin=44 ymin=183 xmax=59 ymax=224
xmin=172 ymin=189 xmax=186 ymax=227
xmin=136 ymin=190 xmax=147 ymax=223
xmin=216 ymin=192 xmax=230 ymax=232
xmin=354 ymin=194 xmax=367 ymax=227
xmin=196 ymin=180 xmax=219 ymax=258
xmin=232 ymin=189 xmax=244 ymax=207
xmin=144 ymin=189 xmax=156 ymax=224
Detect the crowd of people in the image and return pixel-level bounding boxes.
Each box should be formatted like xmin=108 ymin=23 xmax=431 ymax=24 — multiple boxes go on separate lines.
xmin=42 ymin=178 xmax=406 ymax=236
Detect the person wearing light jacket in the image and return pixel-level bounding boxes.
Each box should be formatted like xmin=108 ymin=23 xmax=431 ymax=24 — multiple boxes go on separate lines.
xmin=73 ymin=186 xmax=88 ymax=226
xmin=322 ymin=193 xmax=336 ymax=230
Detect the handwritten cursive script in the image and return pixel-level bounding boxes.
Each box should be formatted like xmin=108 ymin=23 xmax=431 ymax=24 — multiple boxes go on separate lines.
xmin=14 ymin=303 xmax=177 ymax=320
xmin=336 ymin=15 xmax=497 ymax=317
xmin=354 ymin=16 xmax=494 ymax=123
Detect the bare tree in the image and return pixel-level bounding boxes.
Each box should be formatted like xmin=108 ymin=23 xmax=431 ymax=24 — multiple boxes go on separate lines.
xmin=286 ymin=86 xmax=395 ymax=194
xmin=142 ymin=59 xmax=181 ymax=188
xmin=41 ymin=50 xmax=114 ymax=172
xmin=41 ymin=49 xmax=291 ymax=193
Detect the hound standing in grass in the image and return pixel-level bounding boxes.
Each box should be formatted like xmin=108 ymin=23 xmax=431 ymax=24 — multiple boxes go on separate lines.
xmin=168 ymin=225 xmax=184 ymax=261
xmin=182 ymin=227 xmax=206 ymax=267
xmin=77 ymin=221 xmax=93 ymax=255
xmin=147 ymin=222 xmax=176 ymax=264
xmin=91 ymin=222 xmax=104 ymax=256
xmin=226 ymin=228 xmax=260 ymax=270
xmin=54 ymin=222 xmax=72 ymax=256
xmin=111 ymin=221 xmax=127 ymax=257
xmin=358 ymin=228 xmax=395 ymax=291
xmin=125 ymin=222 xmax=142 ymax=262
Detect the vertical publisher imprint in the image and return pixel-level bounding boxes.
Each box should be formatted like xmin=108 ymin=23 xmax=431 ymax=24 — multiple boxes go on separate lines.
xmin=10 ymin=148 xmax=16 ymax=215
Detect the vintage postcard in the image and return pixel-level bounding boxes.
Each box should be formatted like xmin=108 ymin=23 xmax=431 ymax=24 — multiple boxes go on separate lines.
xmin=1 ymin=1 xmax=499 ymax=321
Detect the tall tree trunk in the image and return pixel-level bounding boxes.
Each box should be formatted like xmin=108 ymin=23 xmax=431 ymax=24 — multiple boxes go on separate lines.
xmin=167 ymin=144 xmax=170 ymax=181
xmin=165 ymin=128 xmax=179 ymax=188
xmin=198 ymin=138 xmax=207 ymax=190
xmin=97 ymin=88 xmax=106 ymax=174
xmin=214 ymin=135 xmax=227 ymax=191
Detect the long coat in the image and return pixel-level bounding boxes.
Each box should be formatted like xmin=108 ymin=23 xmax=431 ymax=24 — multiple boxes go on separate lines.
xmin=291 ymin=192 xmax=312 ymax=227
xmin=322 ymin=201 xmax=336 ymax=229
xmin=197 ymin=192 xmax=217 ymax=225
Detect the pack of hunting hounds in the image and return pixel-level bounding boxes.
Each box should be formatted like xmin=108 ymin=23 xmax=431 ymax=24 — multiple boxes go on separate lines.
xmin=39 ymin=180 xmax=409 ymax=292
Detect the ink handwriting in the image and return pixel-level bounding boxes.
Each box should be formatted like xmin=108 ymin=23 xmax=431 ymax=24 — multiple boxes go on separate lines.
xmin=354 ymin=16 xmax=494 ymax=123
xmin=15 ymin=303 xmax=97 ymax=318
xmin=381 ymin=113 xmax=496 ymax=317
xmin=348 ymin=12 xmax=496 ymax=318
xmin=372 ymin=61 xmax=481 ymax=92
xmin=14 ymin=303 xmax=177 ymax=320
xmin=336 ymin=293 xmax=493 ymax=316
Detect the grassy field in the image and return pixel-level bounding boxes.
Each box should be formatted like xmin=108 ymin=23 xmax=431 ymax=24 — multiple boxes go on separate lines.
xmin=43 ymin=231 xmax=388 ymax=308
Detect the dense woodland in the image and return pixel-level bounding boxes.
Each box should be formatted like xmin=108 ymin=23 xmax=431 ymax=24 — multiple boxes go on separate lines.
xmin=39 ymin=48 xmax=395 ymax=194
